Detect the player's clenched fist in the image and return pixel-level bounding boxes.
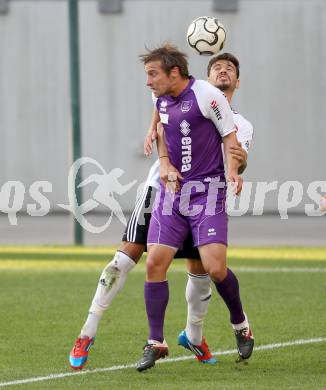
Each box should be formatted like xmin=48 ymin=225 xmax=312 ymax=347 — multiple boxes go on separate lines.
xmin=159 ymin=158 xmax=183 ymax=192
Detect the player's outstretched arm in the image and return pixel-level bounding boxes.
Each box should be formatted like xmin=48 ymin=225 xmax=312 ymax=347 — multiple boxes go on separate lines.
xmin=144 ymin=109 xmax=160 ymax=156
xmin=223 ymin=132 xmax=243 ymax=195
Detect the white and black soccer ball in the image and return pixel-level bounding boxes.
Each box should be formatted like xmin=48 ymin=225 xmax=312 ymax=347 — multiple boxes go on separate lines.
xmin=186 ymin=16 xmax=226 ymax=56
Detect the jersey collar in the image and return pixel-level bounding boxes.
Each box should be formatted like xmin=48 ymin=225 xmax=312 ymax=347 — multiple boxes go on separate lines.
xmin=169 ymin=76 xmax=195 ymax=101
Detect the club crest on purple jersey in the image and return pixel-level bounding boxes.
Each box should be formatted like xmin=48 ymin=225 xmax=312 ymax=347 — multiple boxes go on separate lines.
xmin=180 ymin=100 xmax=193 ymax=113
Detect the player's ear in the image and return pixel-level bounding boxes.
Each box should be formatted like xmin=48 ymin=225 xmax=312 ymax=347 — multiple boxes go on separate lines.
xmin=236 ymin=79 xmax=240 ymax=89
xmin=170 ymin=66 xmax=180 ymax=78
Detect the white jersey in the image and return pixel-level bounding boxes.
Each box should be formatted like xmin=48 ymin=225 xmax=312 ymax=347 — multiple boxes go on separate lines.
xmin=233 ymin=110 xmax=253 ymax=154
xmin=145 ymin=110 xmax=253 ymax=190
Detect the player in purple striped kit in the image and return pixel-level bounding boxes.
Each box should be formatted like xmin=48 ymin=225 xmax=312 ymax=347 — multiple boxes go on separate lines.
xmin=136 ymin=44 xmax=254 ymax=371
xmin=68 ymin=51 xmax=253 ymax=372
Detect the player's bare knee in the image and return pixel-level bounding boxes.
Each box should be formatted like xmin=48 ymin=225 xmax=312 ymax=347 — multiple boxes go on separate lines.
xmin=146 ymin=256 xmax=169 ymax=280
xmin=208 ymin=265 xmax=227 ymax=283
xmin=118 ymin=242 xmax=144 ymax=262
xmin=146 ymin=256 xmax=162 ymax=272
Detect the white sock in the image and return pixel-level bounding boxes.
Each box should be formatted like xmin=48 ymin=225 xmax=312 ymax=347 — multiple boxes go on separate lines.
xmin=232 ymin=313 xmax=249 ymax=332
xmin=80 ymin=251 xmax=136 ymax=338
xmin=185 ymin=273 xmax=212 ymax=345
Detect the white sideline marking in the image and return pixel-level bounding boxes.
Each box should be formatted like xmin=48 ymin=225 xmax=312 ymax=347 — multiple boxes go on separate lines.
xmin=0 ymin=337 xmax=325 ymax=388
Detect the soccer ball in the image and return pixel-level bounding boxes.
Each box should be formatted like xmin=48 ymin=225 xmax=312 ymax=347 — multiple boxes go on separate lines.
xmin=186 ymin=16 xmax=226 ymax=56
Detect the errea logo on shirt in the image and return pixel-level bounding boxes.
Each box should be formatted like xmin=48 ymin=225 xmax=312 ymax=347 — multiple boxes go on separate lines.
xmin=208 ymin=228 xmax=216 ymax=236
xmin=180 ymin=120 xmax=192 ymax=173
xmin=160 ymin=100 xmax=168 ymax=112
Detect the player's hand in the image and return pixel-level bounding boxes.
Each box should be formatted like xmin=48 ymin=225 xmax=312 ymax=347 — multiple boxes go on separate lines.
xmin=227 ymin=172 xmax=243 ymax=195
xmin=144 ymin=128 xmax=158 ymax=156
xmin=160 ymin=158 xmax=183 ymax=192
xmin=229 ymin=141 xmax=247 ymax=166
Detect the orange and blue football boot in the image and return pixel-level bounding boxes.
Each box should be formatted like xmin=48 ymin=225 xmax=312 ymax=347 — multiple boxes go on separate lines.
xmin=69 ymin=337 xmax=94 ymax=370
xmin=178 ymin=330 xmax=217 ymax=364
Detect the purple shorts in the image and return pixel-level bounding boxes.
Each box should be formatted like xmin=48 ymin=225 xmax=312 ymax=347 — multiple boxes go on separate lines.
xmin=147 ymin=181 xmax=228 ymax=249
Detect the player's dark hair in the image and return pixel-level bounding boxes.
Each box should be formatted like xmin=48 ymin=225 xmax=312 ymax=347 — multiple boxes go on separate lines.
xmin=139 ymin=43 xmax=189 ymax=79
xmin=207 ymin=52 xmax=240 ymax=78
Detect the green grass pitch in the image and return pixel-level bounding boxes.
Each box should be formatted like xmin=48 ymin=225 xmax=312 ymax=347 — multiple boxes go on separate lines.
xmin=0 ymin=246 xmax=326 ymax=389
